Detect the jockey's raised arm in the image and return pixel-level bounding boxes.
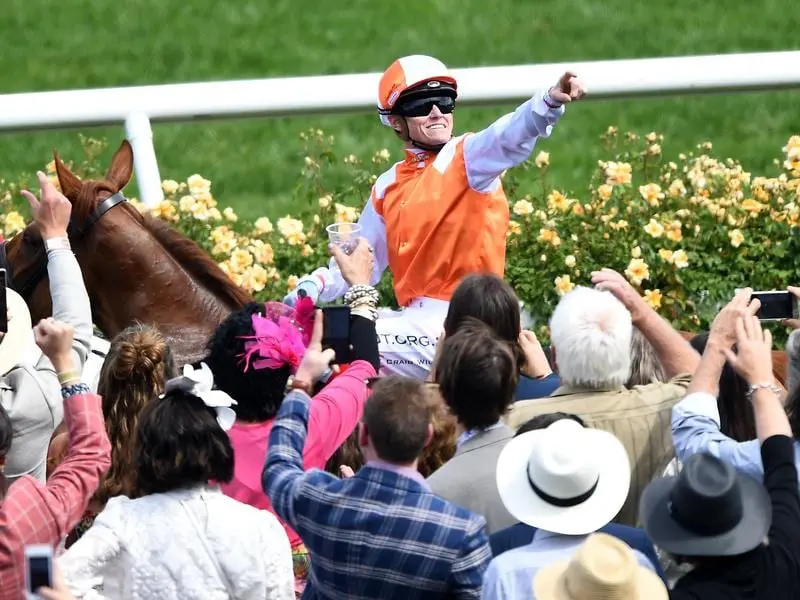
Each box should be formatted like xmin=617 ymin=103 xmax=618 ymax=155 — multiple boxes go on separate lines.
xmin=463 ymin=91 xmax=566 ymax=193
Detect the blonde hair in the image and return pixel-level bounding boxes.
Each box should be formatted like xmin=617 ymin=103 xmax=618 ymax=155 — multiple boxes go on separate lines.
xmin=94 ymin=324 xmax=177 ymax=504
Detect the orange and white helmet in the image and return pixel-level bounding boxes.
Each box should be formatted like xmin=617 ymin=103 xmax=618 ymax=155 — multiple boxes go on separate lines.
xmin=377 ymin=55 xmax=458 ymax=126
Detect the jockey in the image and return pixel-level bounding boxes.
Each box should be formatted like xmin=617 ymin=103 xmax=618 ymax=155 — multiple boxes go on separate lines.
xmin=286 ymin=55 xmax=586 ymax=379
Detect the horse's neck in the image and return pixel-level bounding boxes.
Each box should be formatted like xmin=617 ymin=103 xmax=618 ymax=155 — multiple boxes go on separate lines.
xmin=87 ymin=235 xmax=233 ymax=356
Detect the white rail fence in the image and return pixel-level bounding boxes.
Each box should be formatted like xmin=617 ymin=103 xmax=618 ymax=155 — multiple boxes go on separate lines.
xmin=1 ymin=51 xmax=799 ymax=207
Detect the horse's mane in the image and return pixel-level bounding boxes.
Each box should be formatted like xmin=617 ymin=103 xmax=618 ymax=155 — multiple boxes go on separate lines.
xmin=73 ymin=181 xmax=253 ymax=310
xmin=138 ymin=212 xmax=254 ymax=309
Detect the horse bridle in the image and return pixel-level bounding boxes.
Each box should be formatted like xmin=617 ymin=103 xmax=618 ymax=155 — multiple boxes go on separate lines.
xmin=0 ymin=192 xmax=128 ymax=300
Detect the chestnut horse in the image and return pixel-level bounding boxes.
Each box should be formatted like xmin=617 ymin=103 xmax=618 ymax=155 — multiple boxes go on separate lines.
xmin=3 ymin=140 xmax=253 ymax=367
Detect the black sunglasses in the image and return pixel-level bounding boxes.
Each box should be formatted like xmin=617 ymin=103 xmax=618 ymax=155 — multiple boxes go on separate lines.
xmin=395 ymin=95 xmax=456 ymax=118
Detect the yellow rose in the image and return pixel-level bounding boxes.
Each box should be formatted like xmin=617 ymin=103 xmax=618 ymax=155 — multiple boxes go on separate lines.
xmin=597 ymin=184 xmax=614 ymax=201
xmin=178 ymin=195 xmax=196 ymax=213
xmin=631 ymin=246 xmax=642 ymax=258
xmin=740 ymin=198 xmax=764 ymax=213
xmin=625 ymin=258 xmax=650 ymax=286
xmin=565 ymin=255 xmax=576 ymax=268
xmin=604 ymin=162 xmax=633 ymax=186
xmin=45 ymin=160 xmax=56 ymax=174
xmin=668 ymin=179 xmax=687 ymax=198
xmin=643 ymin=289 xmax=663 ymax=309
xmin=3 ymin=211 xmax=26 ymax=235
xmin=665 ymin=221 xmax=683 ymax=243
xmin=318 ymin=195 xmax=332 ymax=209
xmin=335 ymin=203 xmax=359 ymax=223
xmin=254 ymin=217 xmax=274 ymax=235
xmin=248 ymin=240 xmax=275 ymax=265
xmin=554 ymin=275 xmax=575 ymax=296
xmin=535 ymin=151 xmax=550 ymax=168
xmin=161 ymin=179 xmax=180 ymax=195
xmin=513 ymin=199 xmax=534 ymax=216
xmin=572 ymin=204 xmax=585 ymax=216
xmin=644 ymin=219 xmax=665 ymax=238
xmin=187 ymin=174 xmax=211 ymax=196
xmin=230 ymin=249 xmax=254 ymax=272
xmin=277 ymin=216 xmax=305 ymax=239
xmin=639 ymin=183 xmax=664 ymax=207
xmin=728 ymin=228 xmax=745 ymax=248
xmin=508 ymin=221 xmax=522 ymax=236
xmin=301 ymin=244 xmax=313 ymax=257
xmin=287 ymin=275 xmax=299 ymax=291
xmin=223 ymin=207 xmax=238 ymax=222
xmin=212 ymin=236 xmax=237 ymax=255
xmin=671 ymin=249 xmax=689 ymax=269
xmin=547 ymin=191 xmax=571 ymax=213
xmin=190 ymin=203 xmax=211 ymax=221
xmin=208 ymin=207 xmax=222 ymax=221
xmin=244 ymin=264 xmax=268 ymax=293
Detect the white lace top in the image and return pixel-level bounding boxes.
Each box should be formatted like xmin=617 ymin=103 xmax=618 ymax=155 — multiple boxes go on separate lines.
xmin=59 ymin=486 xmax=294 ymax=600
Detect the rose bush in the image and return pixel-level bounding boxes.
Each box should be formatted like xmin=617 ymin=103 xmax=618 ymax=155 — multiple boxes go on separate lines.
xmin=1 ymin=128 xmax=799 ymax=343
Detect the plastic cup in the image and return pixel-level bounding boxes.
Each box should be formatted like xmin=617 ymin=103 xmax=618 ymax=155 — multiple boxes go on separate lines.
xmin=326 ymin=222 xmax=362 ymax=256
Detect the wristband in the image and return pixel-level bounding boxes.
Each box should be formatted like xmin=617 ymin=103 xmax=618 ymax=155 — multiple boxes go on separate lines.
xmin=44 ymin=237 xmax=71 ymax=252
xmin=57 ymin=369 xmax=81 ymax=385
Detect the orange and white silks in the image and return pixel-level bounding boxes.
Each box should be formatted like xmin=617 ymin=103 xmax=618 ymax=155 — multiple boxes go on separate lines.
xmin=308 ymin=91 xmax=566 ymax=378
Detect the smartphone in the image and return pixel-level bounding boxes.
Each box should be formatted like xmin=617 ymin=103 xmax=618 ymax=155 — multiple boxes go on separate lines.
xmin=24 ymin=545 xmax=53 ymax=598
xmin=0 ymin=269 xmax=7 ymax=334
xmin=321 ymin=305 xmax=351 ymax=363
xmin=746 ymin=290 xmax=798 ymax=322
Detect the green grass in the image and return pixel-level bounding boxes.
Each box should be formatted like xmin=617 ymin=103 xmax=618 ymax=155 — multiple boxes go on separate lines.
xmin=1 ymin=0 xmax=798 ymax=221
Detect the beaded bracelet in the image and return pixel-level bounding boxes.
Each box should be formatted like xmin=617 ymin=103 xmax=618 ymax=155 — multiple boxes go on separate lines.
xmin=344 ymin=284 xmax=379 ymax=305
xmin=61 ymin=382 xmax=90 ymax=400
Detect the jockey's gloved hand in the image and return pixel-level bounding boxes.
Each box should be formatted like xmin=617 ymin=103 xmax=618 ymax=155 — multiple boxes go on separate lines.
xmin=283 ymin=276 xmax=321 ymax=307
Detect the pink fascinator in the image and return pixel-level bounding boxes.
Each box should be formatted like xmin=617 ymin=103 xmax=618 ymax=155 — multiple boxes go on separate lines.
xmin=237 ymin=302 xmax=313 ymax=373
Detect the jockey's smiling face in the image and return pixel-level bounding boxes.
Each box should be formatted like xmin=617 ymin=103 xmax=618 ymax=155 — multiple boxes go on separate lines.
xmin=404 ymin=104 xmax=454 ymax=147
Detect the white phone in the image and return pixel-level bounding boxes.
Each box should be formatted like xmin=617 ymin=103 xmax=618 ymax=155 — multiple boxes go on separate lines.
xmin=24 ymin=545 xmax=53 ymax=599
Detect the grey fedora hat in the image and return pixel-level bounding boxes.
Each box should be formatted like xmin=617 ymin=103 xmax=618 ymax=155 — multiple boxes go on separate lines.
xmin=640 ymin=451 xmax=771 ymax=557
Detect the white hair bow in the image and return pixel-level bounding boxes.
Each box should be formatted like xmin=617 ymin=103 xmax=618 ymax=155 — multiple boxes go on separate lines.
xmin=163 ymin=362 xmax=238 ymax=431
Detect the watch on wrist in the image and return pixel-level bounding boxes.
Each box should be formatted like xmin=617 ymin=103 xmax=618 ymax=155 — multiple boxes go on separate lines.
xmin=44 ymin=237 xmax=71 ymax=252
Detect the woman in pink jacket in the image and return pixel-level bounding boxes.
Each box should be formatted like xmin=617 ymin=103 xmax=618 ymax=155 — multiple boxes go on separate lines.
xmin=206 ymin=241 xmax=378 ymax=596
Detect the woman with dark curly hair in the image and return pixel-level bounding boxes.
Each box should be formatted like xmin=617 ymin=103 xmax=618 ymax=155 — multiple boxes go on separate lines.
xmin=208 ymin=241 xmax=380 ymax=596
xmin=59 ymin=364 xmax=295 ymax=599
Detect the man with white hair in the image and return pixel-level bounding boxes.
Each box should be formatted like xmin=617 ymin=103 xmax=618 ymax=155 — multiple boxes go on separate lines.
xmin=506 ymin=268 xmax=700 ymax=526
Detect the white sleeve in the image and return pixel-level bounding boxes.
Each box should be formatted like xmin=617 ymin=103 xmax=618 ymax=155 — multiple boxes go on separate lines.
xmin=463 ymin=91 xmax=566 ymax=193
xmin=314 ymin=187 xmax=390 ymax=304
xmin=59 ymin=517 xmax=121 ymax=599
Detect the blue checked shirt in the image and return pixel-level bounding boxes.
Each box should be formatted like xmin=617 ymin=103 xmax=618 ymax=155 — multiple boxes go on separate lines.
xmin=264 ymin=390 xmax=492 ymax=599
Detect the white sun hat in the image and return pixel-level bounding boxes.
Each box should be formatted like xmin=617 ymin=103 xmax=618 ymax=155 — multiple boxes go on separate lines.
xmin=496 ymin=418 xmax=631 ymax=535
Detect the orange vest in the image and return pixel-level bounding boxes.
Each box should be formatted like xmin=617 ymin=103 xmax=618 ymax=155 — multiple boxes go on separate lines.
xmin=372 ymin=137 xmax=509 ymax=307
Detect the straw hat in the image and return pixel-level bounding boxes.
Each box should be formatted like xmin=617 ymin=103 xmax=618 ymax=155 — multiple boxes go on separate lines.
xmin=534 ymin=532 xmax=668 ymax=600
xmin=0 ymin=288 xmax=34 ymax=376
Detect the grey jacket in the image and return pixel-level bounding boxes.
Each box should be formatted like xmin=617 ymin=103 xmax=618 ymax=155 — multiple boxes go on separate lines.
xmin=426 ymin=424 xmax=518 ymax=534
xmin=1 ymin=248 xmax=92 ymax=484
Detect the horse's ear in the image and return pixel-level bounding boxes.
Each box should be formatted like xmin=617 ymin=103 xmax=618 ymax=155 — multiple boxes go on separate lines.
xmin=105 ymin=139 xmax=134 ymax=192
xmin=53 ymin=151 xmax=83 ymax=201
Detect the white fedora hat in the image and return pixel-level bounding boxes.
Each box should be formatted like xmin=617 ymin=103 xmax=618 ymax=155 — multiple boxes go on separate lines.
xmin=496 ymin=418 xmax=630 ymax=535
xmin=0 ymin=287 xmax=34 ymax=376
xmin=534 ymin=532 xmax=667 ymax=600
